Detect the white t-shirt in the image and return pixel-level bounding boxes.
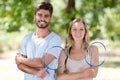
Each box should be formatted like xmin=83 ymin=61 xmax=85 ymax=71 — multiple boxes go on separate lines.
xmin=19 ymin=32 xmax=62 ymax=80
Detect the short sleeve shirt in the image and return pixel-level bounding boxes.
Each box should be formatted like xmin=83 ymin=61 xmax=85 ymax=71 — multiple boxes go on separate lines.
xmin=19 ymin=32 xmax=62 ymax=80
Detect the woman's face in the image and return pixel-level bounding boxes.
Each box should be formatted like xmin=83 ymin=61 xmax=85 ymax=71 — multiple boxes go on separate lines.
xmin=71 ymin=22 xmax=85 ymax=41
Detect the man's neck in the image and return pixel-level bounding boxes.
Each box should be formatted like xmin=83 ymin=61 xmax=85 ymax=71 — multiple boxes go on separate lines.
xmin=35 ymin=27 xmax=51 ymax=38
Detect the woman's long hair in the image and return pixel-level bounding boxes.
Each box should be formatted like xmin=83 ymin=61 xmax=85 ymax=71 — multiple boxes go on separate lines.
xmin=65 ymin=18 xmax=90 ymax=50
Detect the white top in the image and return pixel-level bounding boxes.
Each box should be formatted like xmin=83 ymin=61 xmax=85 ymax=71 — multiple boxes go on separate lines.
xmin=66 ymin=48 xmax=93 ymax=80
xmin=19 ymin=32 xmax=62 ymax=80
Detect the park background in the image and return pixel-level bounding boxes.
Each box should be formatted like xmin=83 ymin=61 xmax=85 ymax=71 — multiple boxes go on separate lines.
xmin=0 ymin=0 xmax=120 ymax=80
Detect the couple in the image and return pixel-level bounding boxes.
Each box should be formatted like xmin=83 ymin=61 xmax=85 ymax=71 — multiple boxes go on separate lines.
xmin=15 ymin=1 xmax=98 ymax=80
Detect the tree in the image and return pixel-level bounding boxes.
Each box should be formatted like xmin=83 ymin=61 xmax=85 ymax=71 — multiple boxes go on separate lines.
xmin=0 ymin=0 xmax=120 ymax=40
xmin=44 ymin=0 xmax=51 ymax=2
xmin=66 ymin=0 xmax=75 ymax=20
xmin=60 ymin=0 xmax=120 ymax=40
xmin=0 ymin=0 xmax=34 ymax=32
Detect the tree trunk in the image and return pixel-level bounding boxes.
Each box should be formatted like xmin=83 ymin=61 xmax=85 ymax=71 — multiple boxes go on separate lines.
xmin=66 ymin=0 xmax=75 ymax=12
xmin=44 ymin=0 xmax=51 ymax=2
xmin=66 ymin=0 xmax=75 ymax=20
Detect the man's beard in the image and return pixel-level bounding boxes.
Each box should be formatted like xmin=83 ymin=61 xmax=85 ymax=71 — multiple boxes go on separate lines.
xmin=36 ymin=20 xmax=49 ymax=29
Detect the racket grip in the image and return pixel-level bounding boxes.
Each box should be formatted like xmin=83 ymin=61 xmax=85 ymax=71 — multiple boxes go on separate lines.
xmin=45 ymin=67 xmax=49 ymax=71
xmin=45 ymin=67 xmax=50 ymax=74
xmin=90 ymin=64 xmax=93 ymax=68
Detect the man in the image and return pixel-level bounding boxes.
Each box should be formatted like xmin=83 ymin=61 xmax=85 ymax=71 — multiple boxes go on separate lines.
xmin=15 ymin=2 xmax=62 ymax=80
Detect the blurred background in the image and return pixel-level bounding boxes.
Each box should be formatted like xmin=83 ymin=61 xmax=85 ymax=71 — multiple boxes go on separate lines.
xmin=0 ymin=0 xmax=120 ymax=80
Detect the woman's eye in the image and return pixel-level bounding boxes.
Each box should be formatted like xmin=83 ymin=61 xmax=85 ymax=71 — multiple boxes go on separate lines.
xmin=80 ymin=28 xmax=85 ymax=31
xmin=80 ymin=29 xmax=83 ymax=30
xmin=73 ymin=29 xmax=77 ymax=31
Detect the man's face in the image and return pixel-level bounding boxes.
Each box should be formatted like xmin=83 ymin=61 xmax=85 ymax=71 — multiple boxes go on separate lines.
xmin=34 ymin=9 xmax=51 ymax=29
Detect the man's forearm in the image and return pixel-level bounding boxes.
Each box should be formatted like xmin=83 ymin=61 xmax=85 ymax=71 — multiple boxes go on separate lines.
xmin=20 ymin=57 xmax=44 ymax=68
xmin=17 ymin=63 xmax=38 ymax=75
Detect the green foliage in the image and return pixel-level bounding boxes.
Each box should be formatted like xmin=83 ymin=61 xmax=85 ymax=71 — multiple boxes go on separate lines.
xmin=0 ymin=0 xmax=120 ymax=52
xmin=0 ymin=0 xmax=34 ymax=32
xmin=102 ymin=57 xmax=120 ymax=68
xmin=0 ymin=30 xmax=29 ymax=53
xmin=1 ymin=0 xmax=120 ymax=40
xmin=75 ymin=0 xmax=120 ymax=40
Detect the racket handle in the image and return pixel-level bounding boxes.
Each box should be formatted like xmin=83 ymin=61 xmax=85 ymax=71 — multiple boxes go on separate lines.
xmin=45 ymin=67 xmax=49 ymax=71
xmin=90 ymin=64 xmax=93 ymax=68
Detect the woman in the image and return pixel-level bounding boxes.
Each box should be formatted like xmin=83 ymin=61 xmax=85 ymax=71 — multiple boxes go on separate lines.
xmin=56 ymin=18 xmax=99 ymax=80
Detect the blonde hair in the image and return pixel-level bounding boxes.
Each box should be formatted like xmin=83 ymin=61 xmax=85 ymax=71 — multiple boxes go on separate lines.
xmin=65 ymin=18 xmax=89 ymax=50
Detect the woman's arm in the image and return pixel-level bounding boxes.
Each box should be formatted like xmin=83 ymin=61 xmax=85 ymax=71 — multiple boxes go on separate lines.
xmin=56 ymin=46 xmax=99 ymax=80
xmin=57 ymin=67 xmax=98 ymax=80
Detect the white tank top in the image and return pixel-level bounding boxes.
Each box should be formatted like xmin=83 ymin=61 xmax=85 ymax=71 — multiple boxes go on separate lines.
xmin=66 ymin=54 xmax=90 ymax=72
xmin=66 ymin=48 xmax=93 ymax=80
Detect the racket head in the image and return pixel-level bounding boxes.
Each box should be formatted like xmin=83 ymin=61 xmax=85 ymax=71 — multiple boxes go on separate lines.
xmin=84 ymin=41 xmax=107 ymax=68
xmin=43 ymin=46 xmax=67 ymax=71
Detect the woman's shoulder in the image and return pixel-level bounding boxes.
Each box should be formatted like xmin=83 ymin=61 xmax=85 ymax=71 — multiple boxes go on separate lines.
xmin=88 ymin=45 xmax=98 ymax=51
xmin=87 ymin=45 xmax=98 ymax=54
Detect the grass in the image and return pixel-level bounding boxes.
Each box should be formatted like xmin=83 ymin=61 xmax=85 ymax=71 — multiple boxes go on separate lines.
xmin=102 ymin=57 xmax=120 ymax=68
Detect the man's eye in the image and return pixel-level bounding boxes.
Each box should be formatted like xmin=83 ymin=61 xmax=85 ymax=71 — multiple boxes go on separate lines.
xmin=45 ymin=15 xmax=49 ymax=18
xmin=38 ymin=13 xmax=42 ymax=16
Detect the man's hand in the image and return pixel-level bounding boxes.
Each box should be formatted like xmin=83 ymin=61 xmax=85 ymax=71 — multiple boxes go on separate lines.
xmin=17 ymin=53 xmax=27 ymax=58
xmin=15 ymin=53 xmax=27 ymax=65
xmin=36 ymin=69 xmax=49 ymax=79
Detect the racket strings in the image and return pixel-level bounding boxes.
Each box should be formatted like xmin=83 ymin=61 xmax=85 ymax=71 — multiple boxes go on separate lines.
xmin=85 ymin=48 xmax=94 ymax=67
xmin=85 ymin=41 xmax=107 ymax=67
xmin=43 ymin=46 xmax=67 ymax=71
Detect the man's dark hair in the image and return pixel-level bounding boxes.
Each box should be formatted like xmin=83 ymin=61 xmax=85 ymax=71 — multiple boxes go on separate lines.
xmin=35 ymin=2 xmax=53 ymax=16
